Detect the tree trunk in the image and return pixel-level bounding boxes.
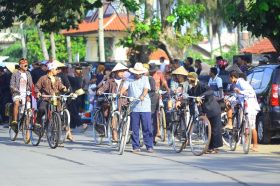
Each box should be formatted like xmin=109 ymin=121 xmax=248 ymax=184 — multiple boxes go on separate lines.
xmin=145 ymin=0 xmax=154 ymax=23
xmin=98 ymin=4 xmax=105 ymax=63
xmin=50 ymin=32 xmax=56 ymax=59
xmin=269 ymin=37 xmax=280 ymax=54
xmin=66 ymin=36 xmax=72 ymax=63
xmin=237 ymin=24 xmax=241 ymax=52
xmin=208 ymin=19 xmax=214 ymax=60
xmin=37 ymin=24 xmax=49 ymax=60
xmin=217 ymin=30 xmax=222 ymax=55
xmin=20 ymin=23 xmax=27 ymax=59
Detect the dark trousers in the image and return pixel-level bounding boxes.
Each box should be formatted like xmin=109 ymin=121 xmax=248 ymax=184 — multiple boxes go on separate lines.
xmin=68 ymin=99 xmax=82 ymax=129
xmin=36 ymin=100 xmax=48 ymax=124
xmin=130 ymin=112 xmax=153 ymax=150
xmin=0 ymin=95 xmax=11 ymax=122
xmin=151 ymin=111 xmax=157 ymax=141
xmin=208 ymin=114 xmax=223 ymax=149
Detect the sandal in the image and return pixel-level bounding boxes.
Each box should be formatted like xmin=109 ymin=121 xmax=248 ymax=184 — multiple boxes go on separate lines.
xmin=66 ymin=133 xmax=74 ymax=142
xmin=251 ymin=147 xmax=258 ymax=152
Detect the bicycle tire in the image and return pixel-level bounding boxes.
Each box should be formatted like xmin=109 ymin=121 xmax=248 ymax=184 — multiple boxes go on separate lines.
xmin=171 ymin=121 xmax=185 ymax=153
xmin=119 ymin=116 xmax=130 ymax=155
xmin=47 ymin=112 xmax=61 ymax=149
xmin=22 ymin=109 xmax=31 ymax=144
xmin=242 ymin=115 xmax=252 ymax=154
xmin=159 ymin=107 xmax=167 ymax=142
xmin=190 ymin=116 xmax=211 ymax=156
xmin=30 ymin=111 xmax=44 ymax=146
xmin=60 ymin=109 xmax=70 ymax=143
xmin=93 ymin=109 xmax=105 ymax=145
xmin=110 ymin=113 xmax=120 ymax=146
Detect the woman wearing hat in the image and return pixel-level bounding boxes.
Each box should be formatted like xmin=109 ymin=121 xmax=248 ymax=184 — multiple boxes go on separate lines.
xmin=187 ymin=72 xmax=223 ymax=154
xmin=120 ymin=62 xmax=154 ymax=153
xmin=97 ymin=63 xmax=128 ymax=143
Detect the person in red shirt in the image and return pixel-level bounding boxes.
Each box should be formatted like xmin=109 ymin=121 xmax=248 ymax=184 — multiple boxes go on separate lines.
xmin=149 ymin=63 xmax=170 ymax=92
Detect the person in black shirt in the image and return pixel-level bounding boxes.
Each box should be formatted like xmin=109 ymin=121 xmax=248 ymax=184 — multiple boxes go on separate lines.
xmin=184 ymin=57 xmax=195 ymax=72
xmin=0 ymin=67 xmax=12 ymax=123
xmin=187 ymin=72 xmax=223 ymax=154
xmin=31 ymin=61 xmax=47 ymax=84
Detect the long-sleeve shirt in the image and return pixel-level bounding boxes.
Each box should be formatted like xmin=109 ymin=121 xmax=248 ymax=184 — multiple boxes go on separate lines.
xmin=35 ymin=75 xmax=65 ymax=96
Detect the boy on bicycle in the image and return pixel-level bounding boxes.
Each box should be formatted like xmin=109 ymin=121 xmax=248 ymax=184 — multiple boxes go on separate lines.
xmin=97 ymin=63 xmax=128 ymax=143
xmin=35 ymin=62 xmax=73 ymax=141
xmin=10 ymin=58 xmax=33 ymax=130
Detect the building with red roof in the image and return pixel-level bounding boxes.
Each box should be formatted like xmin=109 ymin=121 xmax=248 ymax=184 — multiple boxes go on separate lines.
xmin=63 ymin=2 xmax=168 ymax=64
xmin=241 ymin=38 xmax=276 ymax=54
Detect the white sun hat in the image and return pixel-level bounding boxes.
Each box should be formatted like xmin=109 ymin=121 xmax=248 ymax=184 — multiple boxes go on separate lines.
xmin=112 ymin=63 xmax=128 ymax=72
xmin=47 ymin=62 xmax=58 ymax=71
xmin=172 ymin=66 xmax=189 ymax=76
xmin=129 ymin=62 xmax=148 ymax=75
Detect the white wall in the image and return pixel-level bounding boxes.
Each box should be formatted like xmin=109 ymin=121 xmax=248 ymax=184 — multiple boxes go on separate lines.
xmin=85 ymin=36 xmax=98 ymax=62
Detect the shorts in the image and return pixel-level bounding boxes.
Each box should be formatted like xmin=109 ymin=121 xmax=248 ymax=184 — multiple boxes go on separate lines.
xmin=12 ymin=95 xmax=25 ymax=103
xmin=247 ymin=112 xmax=257 ymax=129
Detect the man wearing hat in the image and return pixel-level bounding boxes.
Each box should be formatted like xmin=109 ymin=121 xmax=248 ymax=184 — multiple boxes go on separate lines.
xmin=10 ymin=58 xmax=33 ymax=129
xmin=121 ymin=62 xmax=154 ymax=153
xmin=35 ymin=62 xmax=74 ymax=141
xmin=97 ymin=63 xmax=128 ymax=143
xmin=187 ymin=72 xmax=223 ymax=154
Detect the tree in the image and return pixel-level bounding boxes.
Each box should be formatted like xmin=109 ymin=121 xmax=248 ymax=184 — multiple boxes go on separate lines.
xmin=0 ymin=0 xmax=139 ymax=32
xmin=225 ymin=0 xmax=280 ymax=52
xmin=98 ymin=4 xmax=106 ymax=62
xmin=119 ymin=0 xmax=204 ymax=63
xmin=36 ymin=24 xmax=49 ymax=60
xmin=50 ymin=32 xmax=56 ymax=59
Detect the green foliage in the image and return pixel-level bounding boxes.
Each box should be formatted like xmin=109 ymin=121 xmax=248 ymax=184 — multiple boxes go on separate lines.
xmin=225 ymin=0 xmax=280 ymax=52
xmin=0 ymin=42 xmax=22 ymax=62
xmin=0 ymin=0 xmax=140 ymax=32
xmin=24 ymin=27 xmax=86 ymax=62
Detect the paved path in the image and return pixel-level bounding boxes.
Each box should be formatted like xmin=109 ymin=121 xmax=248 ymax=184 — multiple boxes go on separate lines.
xmin=0 ymin=125 xmax=280 ymax=186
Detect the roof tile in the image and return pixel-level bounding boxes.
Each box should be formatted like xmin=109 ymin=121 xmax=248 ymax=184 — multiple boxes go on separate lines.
xmin=241 ymin=38 xmax=276 ymax=54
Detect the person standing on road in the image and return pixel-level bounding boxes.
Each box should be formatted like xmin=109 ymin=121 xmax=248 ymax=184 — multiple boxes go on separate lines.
xmin=208 ymin=67 xmax=224 ymax=100
xmin=187 ymin=72 xmax=223 ymax=154
xmin=121 ymin=63 xmax=154 ymax=153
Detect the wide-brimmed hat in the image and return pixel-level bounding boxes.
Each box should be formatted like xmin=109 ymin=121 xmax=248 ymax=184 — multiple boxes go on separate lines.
xmin=172 ymin=66 xmax=188 ymax=76
xmin=47 ymin=62 xmax=57 ymax=71
xmin=129 ymin=62 xmax=148 ymax=74
xmin=187 ymin=72 xmax=198 ymax=81
xmin=112 ymin=63 xmax=128 ymax=72
xmin=149 ymin=63 xmax=158 ymax=72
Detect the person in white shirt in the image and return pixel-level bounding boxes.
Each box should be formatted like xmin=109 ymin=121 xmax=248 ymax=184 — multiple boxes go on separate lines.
xmin=159 ymin=57 xmax=167 ymax=73
xmin=208 ymin=67 xmax=224 ymax=100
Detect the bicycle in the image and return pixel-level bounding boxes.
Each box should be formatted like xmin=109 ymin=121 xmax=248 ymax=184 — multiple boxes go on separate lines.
xmin=222 ymin=94 xmax=252 ymax=154
xmin=30 ymin=94 xmax=74 ymax=146
xmin=117 ymin=95 xmax=140 ymax=155
xmin=157 ymin=90 xmax=167 ymax=142
xmin=7 ymin=91 xmax=32 ymax=144
xmin=93 ymin=93 xmax=120 ymax=146
xmin=169 ymin=94 xmax=211 ymax=156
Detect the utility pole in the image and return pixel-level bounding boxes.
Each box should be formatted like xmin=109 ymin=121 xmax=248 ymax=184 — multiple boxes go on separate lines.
xmin=98 ymin=1 xmax=105 ymax=63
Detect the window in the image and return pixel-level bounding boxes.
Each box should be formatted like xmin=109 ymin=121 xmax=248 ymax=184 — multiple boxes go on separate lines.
xmin=248 ymin=67 xmax=273 ymax=94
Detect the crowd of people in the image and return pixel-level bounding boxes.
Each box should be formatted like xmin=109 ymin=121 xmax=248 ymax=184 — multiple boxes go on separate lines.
xmin=0 ymin=54 xmax=261 ymax=153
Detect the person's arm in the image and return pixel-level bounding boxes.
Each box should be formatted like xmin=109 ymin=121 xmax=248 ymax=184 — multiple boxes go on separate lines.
xmin=160 ymin=72 xmax=170 ymax=92
xmin=10 ymin=73 xmax=17 ymax=95
xmin=57 ymin=78 xmax=67 ymax=92
xmin=97 ymin=79 xmax=110 ymax=95
xmin=120 ymin=81 xmax=129 ymax=95
xmin=35 ymin=77 xmax=43 ymax=97
xmin=140 ymin=76 xmax=150 ymax=101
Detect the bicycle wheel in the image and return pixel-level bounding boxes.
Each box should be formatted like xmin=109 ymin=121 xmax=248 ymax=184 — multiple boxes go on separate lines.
xmin=30 ymin=111 xmax=44 ymax=146
xmin=22 ymin=109 xmax=31 ymax=144
xmin=93 ymin=109 xmax=105 ymax=145
xmin=109 ymin=113 xmax=120 ymax=146
xmin=159 ymin=107 xmax=167 ymax=142
xmin=119 ymin=116 xmax=130 ymax=155
xmin=190 ymin=116 xmax=211 ymax=156
xmin=242 ymin=115 xmax=252 ymax=154
xmin=60 ymin=109 xmax=70 ymax=143
xmin=47 ymin=112 xmax=61 ymax=149
xmin=171 ymin=121 xmax=185 ymax=153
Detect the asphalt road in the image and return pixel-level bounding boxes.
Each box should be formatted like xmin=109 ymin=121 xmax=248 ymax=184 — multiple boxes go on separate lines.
xmin=0 ymin=125 xmax=280 ymax=186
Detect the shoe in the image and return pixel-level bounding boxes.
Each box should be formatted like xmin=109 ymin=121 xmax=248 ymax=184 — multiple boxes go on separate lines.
xmin=10 ymin=121 xmax=18 ymax=132
xmin=81 ymin=124 xmax=88 ymax=133
xmin=147 ymin=148 xmax=154 ymax=153
xmin=153 ymin=141 xmax=157 ymax=146
xmin=132 ymin=148 xmax=141 ymax=153
xmin=66 ymin=134 xmax=74 ymax=142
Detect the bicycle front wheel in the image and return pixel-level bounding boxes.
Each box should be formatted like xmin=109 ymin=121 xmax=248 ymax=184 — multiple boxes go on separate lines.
xmin=118 ymin=116 xmax=130 ymax=155
xmin=22 ymin=110 xmax=31 ymax=144
xmin=60 ymin=109 xmax=70 ymax=143
xmin=93 ymin=109 xmax=105 ymax=145
xmin=47 ymin=112 xmax=61 ymax=149
xmin=242 ymin=115 xmax=252 ymax=154
xmin=159 ymin=108 xmax=167 ymax=142
xmin=190 ymin=116 xmax=211 ymax=156
xmin=171 ymin=121 xmax=185 ymax=153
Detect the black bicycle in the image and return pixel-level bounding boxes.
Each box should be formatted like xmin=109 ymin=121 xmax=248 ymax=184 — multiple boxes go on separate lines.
xmin=170 ymin=95 xmax=211 ymax=156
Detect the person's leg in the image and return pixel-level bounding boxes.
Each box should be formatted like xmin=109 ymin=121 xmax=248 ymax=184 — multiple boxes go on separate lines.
xmin=36 ymin=101 xmax=48 ymax=125
xmin=140 ymin=112 xmax=153 ymax=150
xmin=130 ymin=112 xmax=141 ymax=150
xmin=249 ymin=113 xmax=258 ymax=151
xmin=12 ymin=99 xmax=20 ymax=124
xmin=225 ymin=107 xmax=233 ymax=129
xmin=208 ymin=115 xmax=223 ymax=151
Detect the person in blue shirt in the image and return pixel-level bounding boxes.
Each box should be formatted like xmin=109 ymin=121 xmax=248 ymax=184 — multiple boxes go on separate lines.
xmin=121 ymin=63 xmax=154 ymax=153
xmin=208 ymin=67 xmax=224 ymax=100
